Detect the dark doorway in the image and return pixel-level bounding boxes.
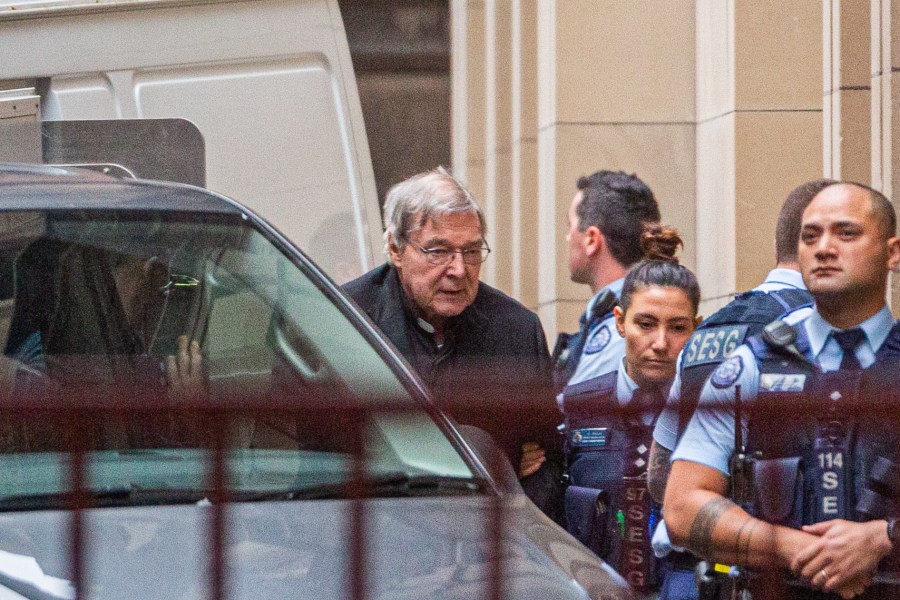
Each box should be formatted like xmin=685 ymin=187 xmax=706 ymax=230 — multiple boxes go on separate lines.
xmin=337 ymin=0 xmax=451 ymax=205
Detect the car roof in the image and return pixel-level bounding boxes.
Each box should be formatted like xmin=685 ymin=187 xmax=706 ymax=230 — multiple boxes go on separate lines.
xmin=0 ymin=163 xmax=242 ymax=214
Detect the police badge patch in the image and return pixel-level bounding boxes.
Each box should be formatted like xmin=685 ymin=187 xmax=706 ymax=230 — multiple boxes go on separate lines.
xmin=584 ymin=325 xmax=612 ymax=355
xmin=711 ymin=355 xmax=743 ymax=389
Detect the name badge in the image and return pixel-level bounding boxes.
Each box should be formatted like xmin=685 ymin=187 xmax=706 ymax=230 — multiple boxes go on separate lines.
xmin=570 ymin=427 xmax=608 ymax=448
xmin=760 ymin=373 xmax=806 ymax=393
xmin=682 ymin=324 xmax=749 ymax=368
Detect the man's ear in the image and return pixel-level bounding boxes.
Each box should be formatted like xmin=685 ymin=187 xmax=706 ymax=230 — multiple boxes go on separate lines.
xmin=583 ymin=225 xmax=605 ymax=257
xmin=887 ymin=237 xmax=900 ymax=272
xmin=613 ymin=305 xmax=626 ymax=337
xmin=388 ymin=234 xmax=404 ymax=267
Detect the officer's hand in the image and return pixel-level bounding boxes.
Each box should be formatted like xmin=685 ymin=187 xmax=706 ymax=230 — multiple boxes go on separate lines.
xmin=166 ymin=335 xmax=208 ymax=403
xmin=518 ymin=442 xmax=546 ymax=478
xmin=791 ymin=519 xmax=891 ymax=594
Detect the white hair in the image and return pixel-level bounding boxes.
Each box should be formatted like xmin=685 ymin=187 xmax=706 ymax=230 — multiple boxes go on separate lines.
xmin=382 ymin=167 xmax=486 ymax=261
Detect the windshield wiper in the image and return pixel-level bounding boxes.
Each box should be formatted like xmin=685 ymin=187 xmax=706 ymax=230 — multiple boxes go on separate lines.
xmin=0 ymin=486 xmax=210 ymax=512
xmin=0 ymin=474 xmax=486 ymax=510
xmin=240 ymin=472 xmax=487 ymax=502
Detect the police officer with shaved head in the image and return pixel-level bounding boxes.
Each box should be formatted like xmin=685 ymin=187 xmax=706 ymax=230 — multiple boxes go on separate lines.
xmin=647 ymin=179 xmax=835 ymax=599
xmin=664 ymin=182 xmax=900 ymax=599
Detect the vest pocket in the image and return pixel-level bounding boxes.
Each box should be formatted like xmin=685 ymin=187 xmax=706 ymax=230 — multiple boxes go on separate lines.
xmin=565 ymin=485 xmax=610 ymax=557
xmin=752 ymin=456 xmax=804 ymax=528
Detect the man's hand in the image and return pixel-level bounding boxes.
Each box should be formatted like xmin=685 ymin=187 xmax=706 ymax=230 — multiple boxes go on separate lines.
xmin=791 ymin=519 xmax=892 ymax=595
xmin=166 ymin=335 xmax=207 ymax=402
xmin=518 ymin=442 xmax=546 ymax=478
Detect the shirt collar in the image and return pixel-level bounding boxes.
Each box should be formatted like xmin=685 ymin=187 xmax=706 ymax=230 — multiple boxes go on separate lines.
xmin=391 ymin=266 xmax=463 ymax=342
xmin=804 ymin=305 xmax=894 ymax=358
xmin=762 ymin=268 xmax=806 ymax=290
xmin=616 ymin=357 xmax=640 ymax=402
xmin=586 ymin=277 xmax=625 ymax=315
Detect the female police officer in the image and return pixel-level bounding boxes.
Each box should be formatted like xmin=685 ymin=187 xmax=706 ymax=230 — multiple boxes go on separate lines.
xmin=561 ymin=225 xmax=701 ymax=596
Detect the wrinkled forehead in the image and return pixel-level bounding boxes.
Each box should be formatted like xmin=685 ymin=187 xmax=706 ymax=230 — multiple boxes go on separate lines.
xmin=408 ymin=210 xmax=484 ymax=241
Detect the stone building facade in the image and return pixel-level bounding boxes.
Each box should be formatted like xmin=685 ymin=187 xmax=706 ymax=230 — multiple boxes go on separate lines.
xmin=451 ymin=1 xmax=899 ymax=338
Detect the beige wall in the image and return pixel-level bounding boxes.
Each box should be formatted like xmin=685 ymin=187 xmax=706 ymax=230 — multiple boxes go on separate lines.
xmin=453 ymin=1 xmax=900 ymax=340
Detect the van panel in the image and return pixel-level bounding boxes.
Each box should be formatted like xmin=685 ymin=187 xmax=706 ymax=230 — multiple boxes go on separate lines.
xmin=44 ymin=75 xmax=118 ymax=119
xmin=130 ymin=57 xmax=357 ymax=271
xmin=0 ymin=0 xmax=381 ymax=283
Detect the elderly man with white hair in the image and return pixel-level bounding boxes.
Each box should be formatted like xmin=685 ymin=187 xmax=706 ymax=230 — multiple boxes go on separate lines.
xmin=343 ymin=167 xmax=563 ymax=517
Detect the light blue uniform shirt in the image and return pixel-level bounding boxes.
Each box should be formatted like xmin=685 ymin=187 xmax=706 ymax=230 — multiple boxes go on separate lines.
xmin=649 ymin=268 xmax=809 ymax=558
xmin=568 ymin=278 xmax=626 ymax=386
xmin=613 ymin=357 xmax=666 ymax=426
xmin=672 ymin=305 xmax=894 ymax=475
xmin=652 ymin=268 xmax=809 ymax=451
xmin=616 ymin=357 xmax=640 ymax=401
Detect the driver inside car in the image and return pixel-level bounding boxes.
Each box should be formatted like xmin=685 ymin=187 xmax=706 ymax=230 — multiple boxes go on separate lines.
xmin=2 ymin=237 xmax=207 ymax=450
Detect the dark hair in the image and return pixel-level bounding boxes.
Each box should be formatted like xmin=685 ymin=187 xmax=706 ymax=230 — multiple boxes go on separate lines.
xmin=842 ymin=181 xmax=897 ymax=238
xmin=775 ymin=178 xmax=838 ymax=263
xmin=619 ymin=225 xmax=700 ymax=315
xmin=576 ymin=171 xmax=661 ymax=267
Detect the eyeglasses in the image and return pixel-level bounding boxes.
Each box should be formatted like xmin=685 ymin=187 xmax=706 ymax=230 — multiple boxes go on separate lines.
xmin=160 ymin=273 xmax=201 ymax=295
xmin=409 ymin=241 xmax=491 ymax=266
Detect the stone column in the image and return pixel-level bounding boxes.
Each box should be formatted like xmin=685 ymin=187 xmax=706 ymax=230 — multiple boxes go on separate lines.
xmin=511 ymin=0 xmax=539 ymax=308
xmin=824 ymin=0 xmax=872 ymax=182
xmin=698 ymin=1 xmax=822 ymax=315
xmin=451 ymin=1 xmax=487 ymax=209
xmin=535 ymin=0 xmax=696 ymax=337
xmin=870 ymin=0 xmax=900 ymax=307
xmin=483 ymin=0 xmax=513 ymax=292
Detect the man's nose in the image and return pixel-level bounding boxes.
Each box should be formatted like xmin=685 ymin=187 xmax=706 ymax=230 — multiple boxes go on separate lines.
xmin=814 ymin=233 xmax=837 ymax=259
xmin=445 ymin=251 xmax=466 ymax=276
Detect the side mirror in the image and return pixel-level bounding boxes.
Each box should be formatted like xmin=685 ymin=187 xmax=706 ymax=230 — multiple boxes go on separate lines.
xmin=456 ymin=424 xmax=524 ymax=496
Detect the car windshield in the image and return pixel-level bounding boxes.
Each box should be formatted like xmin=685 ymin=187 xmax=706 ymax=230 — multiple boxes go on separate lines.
xmin=0 ymin=205 xmax=474 ymax=505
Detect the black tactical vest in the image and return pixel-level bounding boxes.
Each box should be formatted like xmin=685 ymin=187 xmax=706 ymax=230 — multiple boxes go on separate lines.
xmin=676 ymin=288 xmax=812 ymax=440
xmin=562 ymin=371 xmax=663 ymax=593
xmin=741 ymin=321 xmax=900 ymax=598
xmin=551 ymin=290 xmax=618 ymax=393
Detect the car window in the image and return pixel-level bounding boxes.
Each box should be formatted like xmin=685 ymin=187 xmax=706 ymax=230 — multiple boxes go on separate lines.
xmin=0 ymin=208 xmax=473 ymax=505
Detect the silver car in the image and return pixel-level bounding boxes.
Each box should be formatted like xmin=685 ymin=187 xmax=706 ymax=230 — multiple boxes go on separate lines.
xmin=0 ymin=165 xmax=630 ymax=600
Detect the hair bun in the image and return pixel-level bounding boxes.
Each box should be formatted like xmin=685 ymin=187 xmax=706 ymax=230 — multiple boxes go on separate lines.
xmin=641 ymin=224 xmax=683 ymax=263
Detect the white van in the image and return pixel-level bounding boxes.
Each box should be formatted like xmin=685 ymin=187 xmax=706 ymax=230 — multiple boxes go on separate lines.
xmin=0 ymin=0 xmax=382 ymax=283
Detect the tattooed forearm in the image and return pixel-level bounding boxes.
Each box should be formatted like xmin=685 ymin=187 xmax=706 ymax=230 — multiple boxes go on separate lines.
xmin=734 ymin=515 xmax=759 ymax=566
xmin=688 ymin=497 xmax=737 ymax=559
xmin=647 ymin=443 xmax=673 ymax=504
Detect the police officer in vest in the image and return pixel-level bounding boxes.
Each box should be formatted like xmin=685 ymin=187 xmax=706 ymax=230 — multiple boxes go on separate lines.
xmin=552 ymin=171 xmax=662 ymax=392
xmin=563 ymin=225 xmax=701 ymax=597
xmin=646 ymin=179 xmax=836 ymax=599
xmin=524 ymin=171 xmax=661 ymax=481
xmin=664 ymin=182 xmax=900 ymax=599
